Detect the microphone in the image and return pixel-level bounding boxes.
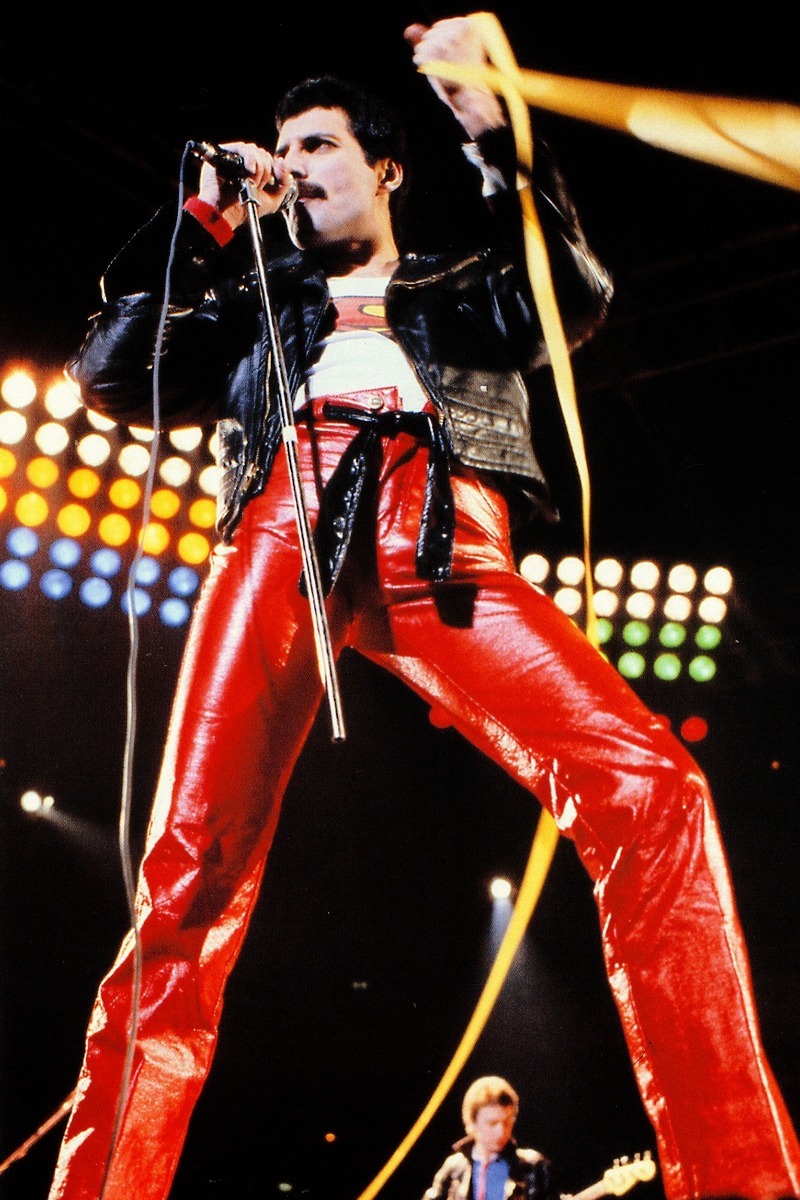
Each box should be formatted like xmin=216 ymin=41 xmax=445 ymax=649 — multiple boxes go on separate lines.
xmin=187 ymin=141 xmax=299 ymax=209
xmin=188 ymin=140 xmax=249 ymax=181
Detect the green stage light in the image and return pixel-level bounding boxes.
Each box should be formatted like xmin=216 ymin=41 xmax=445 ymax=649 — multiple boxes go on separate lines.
xmin=596 ymin=617 xmax=613 ymax=644
xmin=659 ymin=621 xmax=686 ymax=648
xmin=689 ymin=655 xmax=717 ymax=682
xmin=618 ymin=651 xmax=646 ymax=679
xmin=654 ymin=653 xmax=682 ymax=681
xmin=695 ymin=624 xmax=722 ymax=650
xmin=623 ymin=619 xmax=650 ymax=647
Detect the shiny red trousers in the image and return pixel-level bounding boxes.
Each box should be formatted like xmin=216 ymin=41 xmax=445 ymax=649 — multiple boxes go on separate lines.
xmin=50 ymin=405 xmax=800 ymax=1200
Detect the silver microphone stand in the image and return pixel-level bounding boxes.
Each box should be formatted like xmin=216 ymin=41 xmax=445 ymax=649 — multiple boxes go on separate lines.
xmin=240 ymin=176 xmax=346 ymax=741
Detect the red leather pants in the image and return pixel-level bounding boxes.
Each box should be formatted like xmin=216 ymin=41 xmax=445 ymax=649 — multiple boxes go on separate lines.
xmin=49 ymin=409 xmax=800 ymax=1200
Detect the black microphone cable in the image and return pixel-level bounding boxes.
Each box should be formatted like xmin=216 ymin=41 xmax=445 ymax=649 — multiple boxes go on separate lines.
xmin=99 ymin=140 xmax=195 ymax=1200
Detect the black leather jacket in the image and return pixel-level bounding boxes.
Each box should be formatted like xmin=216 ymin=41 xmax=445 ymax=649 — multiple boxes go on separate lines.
xmin=423 ymin=1137 xmax=560 ymax=1200
xmin=68 ymin=129 xmax=612 ymax=569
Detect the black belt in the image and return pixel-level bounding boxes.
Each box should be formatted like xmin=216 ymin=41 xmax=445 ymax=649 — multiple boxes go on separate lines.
xmin=301 ymin=401 xmax=455 ymax=596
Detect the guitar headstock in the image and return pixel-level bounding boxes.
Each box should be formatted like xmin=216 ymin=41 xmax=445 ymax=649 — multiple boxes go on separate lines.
xmin=603 ymin=1152 xmax=657 ymax=1196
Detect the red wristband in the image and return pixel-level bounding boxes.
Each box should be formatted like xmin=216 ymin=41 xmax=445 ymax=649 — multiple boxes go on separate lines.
xmin=184 ymin=196 xmax=236 ymax=247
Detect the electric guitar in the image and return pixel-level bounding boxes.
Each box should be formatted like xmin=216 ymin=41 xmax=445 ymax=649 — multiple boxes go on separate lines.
xmin=569 ymin=1152 xmax=658 ymax=1200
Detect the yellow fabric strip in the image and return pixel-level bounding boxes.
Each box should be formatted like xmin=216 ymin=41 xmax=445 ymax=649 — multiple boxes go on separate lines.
xmin=419 ymin=60 xmax=800 ymax=192
xmin=355 ymin=17 xmax=582 ymax=1200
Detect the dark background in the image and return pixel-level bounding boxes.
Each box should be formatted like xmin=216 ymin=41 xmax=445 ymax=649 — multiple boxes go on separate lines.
xmin=1 ymin=5 xmax=798 ymax=1199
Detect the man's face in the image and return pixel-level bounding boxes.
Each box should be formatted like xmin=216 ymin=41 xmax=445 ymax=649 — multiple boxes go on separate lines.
xmin=275 ymin=106 xmax=390 ymax=250
xmin=468 ymin=1103 xmax=516 ymax=1158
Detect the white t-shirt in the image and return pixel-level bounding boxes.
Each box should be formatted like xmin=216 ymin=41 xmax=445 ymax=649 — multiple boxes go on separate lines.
xmin=294 ymin=275 xmax=430 ymax=412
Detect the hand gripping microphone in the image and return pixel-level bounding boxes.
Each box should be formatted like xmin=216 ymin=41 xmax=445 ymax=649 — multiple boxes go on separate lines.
xmin=187 ymin=140 xmax=298 ymax=209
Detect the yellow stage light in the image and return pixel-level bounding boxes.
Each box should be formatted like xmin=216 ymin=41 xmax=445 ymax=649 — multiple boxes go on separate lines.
xmin=150 ymin=489 xmax=181 ymax=520
xmin=15 ymin=492 xmax=48 ymax=526
xmin=0 ymin=448 xmax=16 ymax=477
xmin=189 ymin=498 xmax=217 ymax=528
xmin=98 ymin=513 xmax=132 ymax=546
xmin=141 ymin=523 xmax=170 ymax=554
xmin=26 ymin=457 xmax=59 ymax=488
xmin=68 ymin=468 xmax=101 ymax=499
xmin=109 ymin=478 xmax=142 ymax=509
xmin=178 ymin=531 xmax=211 ymax=564
xmin=57 ymin=503 xmax=91 ymax=536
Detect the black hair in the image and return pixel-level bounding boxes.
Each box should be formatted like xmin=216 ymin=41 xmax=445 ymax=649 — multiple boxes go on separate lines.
xmin=274 ymin=75 xmax=409 ymax=229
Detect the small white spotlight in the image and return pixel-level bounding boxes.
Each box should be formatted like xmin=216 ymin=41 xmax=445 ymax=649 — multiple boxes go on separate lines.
xmin=20 ymin=790 xmax=55 ymax=814
xmin=489 ymin=877 xmax=512 ymax=901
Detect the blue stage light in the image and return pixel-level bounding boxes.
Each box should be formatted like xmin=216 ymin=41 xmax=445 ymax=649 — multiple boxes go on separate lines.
xmin=6 ymin=527 xmax=39 ymax=557
xmin=41 ymin=569 xmax=73 ymax=600
xmin=80 ymin=577 xmax=113 ymax=608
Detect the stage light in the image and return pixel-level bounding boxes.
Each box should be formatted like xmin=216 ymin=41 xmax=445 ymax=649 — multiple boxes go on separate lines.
xmin=618 ymin=651 xmax=646 ymax=679
xmin=178 ymin=532 xmax=211 ymax=564
xmin=667 ymin=563 xmax=697 ymax=593
xmin=7 ymin=527 xmax=39 ymax=557
xmin=595 ymin=557 xmax=623 ymax=587
xmin=85 ymin=409 xmax=115 ymax=431
xmin=688 ymin=655 xmax=717 ymax=682
xmin=189 ymin=498 xmax=216 ymax=528
xmin=623 ymin=620 xmax=650 ymax=647
xmin=150 ymin=489 xmax=181 ymax=520
xmin=0 ymin=560 xmax=31 ymax=590
xmin=169 ymin=427 xmax=203 ymax=451
xmin=160 ymin=597 xmax=191 ymax=627
xmin=556 ymin=555 xmax=584 ymax=585
xmin=695 ymin=624 xmax=722 ymax=650
xmin=2 ymin=370 xmax=36 ymax=408
xmin=20 ymin=790 xmax=55 ymax=814
xmin=44 ymin=380 xmax=82 ymax=419
xmin=198 ymin=465 xmax=220 ymax=495
xmin=490 ymin=876 xmax=512 ymax=900
xmin=80 ymin=577 xmax=112 ymax=607
xmin=663 ymin=594 xmax=692 ymax=621
xmin=654 ymin=653 xmax=681 ymax=681
xmin=68 ymin=468 xmax=101 ymax=499
xmin=121 ymin=588 xmax=152 ymax=616
xmin=26 ymin=457 xmax=59 ymax=488
xmin=0 ymin=410 xmax=27 ymax=444
xmin=592 ymin=588 xmax=619 ymax=617
xmin=15 ymin=492 xmax=48 ymax=526
xmin=128 ymin=425 xmax=154 ymax=442
xmin=630 ymin=560 xmax=659 ymax=590
xmin=0 ymin=448 xmax=16 ymax=476
xmin=50 ymin=538 xmax=81 ymax=568
xmin=141 ymin=523 xmax=170 ymax=555
xmin=56 ymin=503 xmax=90 ymax=536
xmin=168 ymin=566 xmax=201 ymax=597
xmin=41 ymin=569 xmax=73 ymax=600
xmin=704 ymin=566 xmax=732 ymax=595
xmin=91 ymin=548 xmax=122 ymax=577
xmin=77 ymin=433 xmax=111 ymax=466
xmin=554 ymin=586 xmax=582 ymax=615
xmin=659 ymin=622 xmax=686 ymax=648
xmin=595 ymin=617 xmax=613 ymax=644
xmin=698 ymin=596 xmax=727 ymax=623
xmin=118 ymin=443 xmax=150 ymax=475
xmin=626 ymin=591 xmax=655 ymax=619
xmin=109 ymin=478 xmax=141 ymax=509
xmin=160 ymin=456 xmax=192 ymax=487
xmin=519 ymin=552 xmax=549 ymax=584
xmin=681 ymin=716 xmax=708 ymax=742
xmin=98 ymin=513 xmax=132 ymax=546
xmin=135 ymin=556 xmax=161 ymax=586
xmin=0 ymin=487 xmax=6 ymax=515
xmin=34 ymin=422 xmax=69 ymax=455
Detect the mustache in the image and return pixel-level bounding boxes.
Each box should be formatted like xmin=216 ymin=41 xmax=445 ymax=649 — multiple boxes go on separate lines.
xmin=295 ymin=182 xmax=326 ymax=200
